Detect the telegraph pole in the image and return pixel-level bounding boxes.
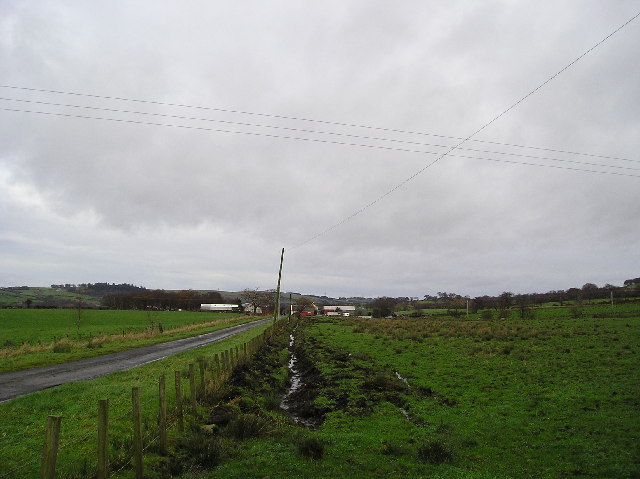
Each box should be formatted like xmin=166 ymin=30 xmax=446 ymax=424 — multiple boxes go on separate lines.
xmin=274 ymin=248 xmax=284 ymax=322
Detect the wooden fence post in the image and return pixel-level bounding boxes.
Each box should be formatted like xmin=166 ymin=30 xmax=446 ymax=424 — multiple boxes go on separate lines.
xmin=40 ymin=415 xmax=61 ymax=479
xmin=132 ymin=387 xmax=143 ymax=479
xmin=175 ymin=370 xmax=184 ymax=433
xmin=159 ymin=375 xmax=167 ymax=455
xmin=198 ymin=359 xmax=205 ymax=392
xmin=189 ymin=363 xmax=197 ymax=413
xmin=97 ymin=399 xmax=109 ymax=479
xmin=214 ymin=353 xmax=221 ymax=385
xmin=221 ymin=351 xmax=228 ymax=375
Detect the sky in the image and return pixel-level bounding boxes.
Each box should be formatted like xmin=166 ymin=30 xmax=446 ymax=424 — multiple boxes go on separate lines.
xmin=0 ymin=1 xmax=639 ymax=299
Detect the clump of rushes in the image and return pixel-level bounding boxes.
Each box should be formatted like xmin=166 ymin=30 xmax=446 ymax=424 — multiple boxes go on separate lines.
xmin=171 ymin=432 xmax=227 ymax=473
xmin=52 ymin=338 xmax=73 ymax=353
xmin=417 ymin=439 xmax=453 ymax=464
xmin=225 ymin=413 xmax=272 ymax=440
xmin=380 ymin=440 xmax=408 ymax=456
xmin=87 ymin=336 xmax=106 ymax=349
xmin=297 ymin=435 xmax=325 ymax=460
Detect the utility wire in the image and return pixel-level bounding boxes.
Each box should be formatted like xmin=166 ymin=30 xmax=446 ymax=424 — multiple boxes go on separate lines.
xmin=0 ymin=86 xmax=634 ymax=164
xmin=4 ymin=106 xmax=639 ymax=179
xmin=292 ymin=9 xmax=640 ymax=249
xmin=1 ymin=96 xmax=638 ymax=170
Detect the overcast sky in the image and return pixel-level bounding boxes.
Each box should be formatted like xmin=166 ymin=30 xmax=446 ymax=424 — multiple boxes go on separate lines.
xmin=1 ymin=1 xmax=639 ymax=298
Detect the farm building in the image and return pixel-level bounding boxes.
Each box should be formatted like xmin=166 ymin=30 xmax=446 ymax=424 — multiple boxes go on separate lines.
xmin=322 ymin=305 xmax=356 ymax=316
xmin=242 ymin=303 xmax=263 ymax=314
xmin=298 ymin=303 xmax=319 ymax=316
xmin=200 ymin=303 xmax=240 ymax=312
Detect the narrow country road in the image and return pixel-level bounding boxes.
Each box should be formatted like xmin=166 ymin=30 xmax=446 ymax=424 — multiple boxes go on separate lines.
xmin=0 ymin=318 xmax=272 ymax=403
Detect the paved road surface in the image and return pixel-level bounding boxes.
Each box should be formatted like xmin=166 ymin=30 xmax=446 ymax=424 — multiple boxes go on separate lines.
xmin=0 ymin=318 xmax=271 ymax=402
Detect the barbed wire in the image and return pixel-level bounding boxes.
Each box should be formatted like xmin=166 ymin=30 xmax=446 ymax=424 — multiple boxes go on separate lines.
xmin=0 ymin=452 xmax=41 ymax=479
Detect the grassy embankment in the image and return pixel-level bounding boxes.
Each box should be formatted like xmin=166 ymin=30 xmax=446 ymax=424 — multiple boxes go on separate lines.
xmin=0 ymin=319 xmax=274 ymax=479
xmin=0 ymin=309 xmax=253 ymax=373
xmin=177 ymin=304 xmax=639 ymax=479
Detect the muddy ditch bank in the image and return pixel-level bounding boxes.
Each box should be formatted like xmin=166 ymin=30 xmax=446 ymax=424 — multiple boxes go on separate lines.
xmin=202 ymin=319 xmax=456 ymax=430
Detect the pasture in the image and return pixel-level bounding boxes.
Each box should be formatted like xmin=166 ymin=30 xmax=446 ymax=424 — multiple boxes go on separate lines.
xmin=0 ymin=304 xmax=638 ymax=478
xmin=207 ymin=308 xmax=639 ymax=478
xmin=0 ymin=309 xmax=251 ymax=372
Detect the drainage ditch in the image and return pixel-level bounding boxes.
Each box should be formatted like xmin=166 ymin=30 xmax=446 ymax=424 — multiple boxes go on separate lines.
xmin=280 ymin=325 xmax=324 ymax=428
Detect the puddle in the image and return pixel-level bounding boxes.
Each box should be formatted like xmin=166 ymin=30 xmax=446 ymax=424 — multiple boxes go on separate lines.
xmin=394 ymin=371 xmax=418 ymax=423
xmin=395 ymin=371 xmax=410 ymax=388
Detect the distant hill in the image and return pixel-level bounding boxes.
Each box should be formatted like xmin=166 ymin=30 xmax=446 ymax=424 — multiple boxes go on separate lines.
xmin=0 ymin=287 xmax=100 ymax=308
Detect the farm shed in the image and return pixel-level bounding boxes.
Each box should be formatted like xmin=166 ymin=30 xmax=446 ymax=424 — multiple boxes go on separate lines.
xmin=200 ymin=303 xmax=240 ymax=312
xmin=242 ymin=303 xmax=263 ymax=314
xmin=322 ymin=305 xmax=356 ymax=316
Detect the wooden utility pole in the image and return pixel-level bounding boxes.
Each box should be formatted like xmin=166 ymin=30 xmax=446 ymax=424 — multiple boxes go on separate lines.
xmin=274 ymin=247 xmax=285 ymax=322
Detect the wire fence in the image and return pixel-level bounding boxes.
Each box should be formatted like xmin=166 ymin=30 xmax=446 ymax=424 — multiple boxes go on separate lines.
xmin=0 ymin=319 xmax=282 ymax=479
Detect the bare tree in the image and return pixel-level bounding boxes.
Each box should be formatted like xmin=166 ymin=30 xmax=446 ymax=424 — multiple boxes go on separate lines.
xmin=74 ymin=298 xmax=85 ymax=338
xmin=240 ymin=288 xmax=262 ymax=314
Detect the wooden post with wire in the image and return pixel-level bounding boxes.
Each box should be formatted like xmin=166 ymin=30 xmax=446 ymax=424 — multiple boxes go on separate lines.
xmin=175 ymin=371 xmax=184 ymax=433
xmin=97 ymin=400 xmax=109 ymax=479
xmin=40 ymin=415 xmax=62 ymax=479
xmin=131 ymin=387 xmax=143 ymax=479
xmin=189 ymin=363 xmax=197 ymax=413
xmin=159 ymin=375 xmax=167 ymax=455
xmin=198 ymin=358 xmax=205 ymax=392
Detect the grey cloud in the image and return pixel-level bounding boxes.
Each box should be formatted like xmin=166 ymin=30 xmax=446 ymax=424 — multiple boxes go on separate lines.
xmin=1 ymin=0 xmax=639 ymax=296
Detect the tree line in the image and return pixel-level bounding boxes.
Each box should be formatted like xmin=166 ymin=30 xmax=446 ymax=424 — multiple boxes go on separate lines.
xmin=51 ymin=283 xmax=147 ymax=294
xmin=101 ymin=290 xmax=230 ymax=311
xmin=366 ymin=278 xmax=640 ymax=318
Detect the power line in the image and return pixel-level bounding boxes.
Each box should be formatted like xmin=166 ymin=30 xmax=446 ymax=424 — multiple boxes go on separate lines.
xmin=291 ymin=9 xmax=640 ymax=249
xmin=1 ymin=96 xmax=638 ymax=171
xmin=3 ymin=106 xmax=639 ymax=178
xmin=0 ymin=86 xmax=635 ymax=165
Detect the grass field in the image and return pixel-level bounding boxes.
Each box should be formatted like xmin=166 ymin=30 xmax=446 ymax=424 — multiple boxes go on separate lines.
xmin=1 ymin=305 xmax=638 ymax=478
xmin=0 ymin=309 xmax=252 ymax=373
xmin=185 ymin=306 xmax=639 ymax=479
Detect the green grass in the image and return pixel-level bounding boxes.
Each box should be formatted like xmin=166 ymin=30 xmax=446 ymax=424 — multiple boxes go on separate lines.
xmin=197 ymin=310 xmax=639 ymax=478
xmin=2 ymin=307 xmax=638 ymax=478
xmin=0 ymin=309 xmax=253 ymax=372
xmin=0 ymin=321 xmax=273 ymax=479
xmin=0 ymin=309 xmax=246 ymax=345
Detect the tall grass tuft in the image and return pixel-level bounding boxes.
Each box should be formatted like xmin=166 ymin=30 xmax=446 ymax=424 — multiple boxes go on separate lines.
xmin=52 ymin=338 xmax=73 ymax=353
xmin=297 ymin=435 xmax=325 ymax=460
xmin=417 ymin=439 xmax=453 ymax=464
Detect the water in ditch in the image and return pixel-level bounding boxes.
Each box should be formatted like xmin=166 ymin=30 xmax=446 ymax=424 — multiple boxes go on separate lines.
xmin=280 ymin=325 xmax=318 ymax=427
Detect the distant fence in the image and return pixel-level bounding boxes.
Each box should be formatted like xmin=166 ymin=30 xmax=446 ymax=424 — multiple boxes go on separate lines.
xmin=1 ymin=319 xmax=284 ymax=479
